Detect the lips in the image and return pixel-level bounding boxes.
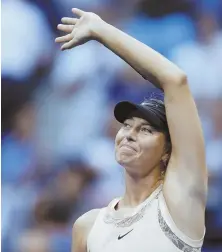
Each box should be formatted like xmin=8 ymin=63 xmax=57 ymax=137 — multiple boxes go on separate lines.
xmin=120 ymin=143 xmax=137 ymax=152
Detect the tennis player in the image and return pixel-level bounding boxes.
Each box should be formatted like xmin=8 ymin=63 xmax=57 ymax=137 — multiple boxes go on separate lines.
xmin=55 ymin=8 xmax=208 ymax=252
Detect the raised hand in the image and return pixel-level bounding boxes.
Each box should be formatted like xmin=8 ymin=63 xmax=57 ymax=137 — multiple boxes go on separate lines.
xmin=55 ymin=8 xmax=102 ymax=51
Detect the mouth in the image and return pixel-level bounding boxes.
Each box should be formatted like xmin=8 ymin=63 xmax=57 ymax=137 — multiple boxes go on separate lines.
xmin=120 ymin=144 xmax=137 ymax=152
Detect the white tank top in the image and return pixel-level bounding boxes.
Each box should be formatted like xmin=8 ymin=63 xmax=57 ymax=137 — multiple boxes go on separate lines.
xmin=87 ymin=185 xmax=205 ymax=252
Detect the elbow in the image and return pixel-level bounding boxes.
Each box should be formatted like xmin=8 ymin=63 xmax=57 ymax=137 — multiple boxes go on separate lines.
xmin=144 ymin=69 xmax=188 ymax=90
xmin=170 ymin=71 xmax=188 ymax=87
xmin=177 ymin=71 xmax=188 ymax=86
xmin=162 ymin=70 xmax=188 ymax=90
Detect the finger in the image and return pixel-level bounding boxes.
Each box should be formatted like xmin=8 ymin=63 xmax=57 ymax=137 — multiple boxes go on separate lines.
xmin=55 ymin=34 xmax=73 ymax=43
xmin=61 ymin=17 xmax=78 ymax=25
xmin=57 ymin=24 xmax=74 ymax=33
xmin=72 ymin=8 xmax=85 ymax=17
xmin=61 ymin=38 xmax=79 ymax=50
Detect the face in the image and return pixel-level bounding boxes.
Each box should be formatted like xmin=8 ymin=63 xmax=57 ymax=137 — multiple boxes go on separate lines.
xmin=115 ymin=117 xmax=166 ymax=176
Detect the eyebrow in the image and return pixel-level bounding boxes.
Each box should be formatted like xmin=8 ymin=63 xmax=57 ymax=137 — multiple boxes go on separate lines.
xmin=140 ymin=122 xmax=151 ymax=126
xmin=124 ymin=118 xmax=152 ymax=127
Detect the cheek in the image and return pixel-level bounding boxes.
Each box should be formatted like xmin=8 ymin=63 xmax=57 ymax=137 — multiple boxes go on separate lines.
xmin=140 ymin=135 xmax=165 ymax=159
xmin=115 ymin=130 xmax=133 ymax=162
xmin=115 ymin=129 xmax=123 ymax=147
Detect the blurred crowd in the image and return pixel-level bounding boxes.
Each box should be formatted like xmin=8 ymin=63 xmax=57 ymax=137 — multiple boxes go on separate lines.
xmin=1 ymin=0 xmax=222 ymax=251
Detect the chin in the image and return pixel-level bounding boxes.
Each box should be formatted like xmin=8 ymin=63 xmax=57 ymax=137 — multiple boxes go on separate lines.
xmin=116 ymin=153 xmax=137 ymax=167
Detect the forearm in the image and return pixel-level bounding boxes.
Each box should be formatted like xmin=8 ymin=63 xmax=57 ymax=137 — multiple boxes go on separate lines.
xmin=94 ymin=21 xmax=186 ymax=89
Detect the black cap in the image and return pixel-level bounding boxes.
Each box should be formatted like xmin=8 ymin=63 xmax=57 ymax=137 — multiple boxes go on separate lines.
xmin=114 ymin=99 xmax=169 ymax=133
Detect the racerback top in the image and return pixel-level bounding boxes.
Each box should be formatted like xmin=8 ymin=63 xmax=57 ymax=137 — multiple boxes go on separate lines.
xmin=87 ymin=185 xmax=205 ymax=252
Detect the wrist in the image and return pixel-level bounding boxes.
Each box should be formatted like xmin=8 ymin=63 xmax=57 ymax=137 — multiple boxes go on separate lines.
xmin=91 ymin=19 xmax=109 ymax=42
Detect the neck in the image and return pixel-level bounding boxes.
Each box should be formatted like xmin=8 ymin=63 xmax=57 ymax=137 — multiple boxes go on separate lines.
xmin=122 ymin=167 xmax=162 ymax=208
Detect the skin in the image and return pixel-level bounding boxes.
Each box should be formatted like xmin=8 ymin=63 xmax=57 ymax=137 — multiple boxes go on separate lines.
xmin=55 ymin=8 xmax=208 ymax=252
xmin=115 ymin=117 xmax=168 ymax=207
xmin=115 ymin=117 xmax=166 ymax=174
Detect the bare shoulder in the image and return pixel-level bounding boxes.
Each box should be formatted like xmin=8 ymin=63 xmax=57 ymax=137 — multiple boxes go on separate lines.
xmin=74 ymin=208 xmax=101 ymax=232
xmin=72 ymin=209 xmax=101 ymax=252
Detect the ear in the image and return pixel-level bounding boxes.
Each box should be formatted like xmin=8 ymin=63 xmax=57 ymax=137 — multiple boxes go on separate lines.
xmin=161 ymin=152 xmax=170 ymax=168
xmin=162 ymin=139 xmax=171 ymax=165
xmin=162 ymin=152 xmax=169 ymax=162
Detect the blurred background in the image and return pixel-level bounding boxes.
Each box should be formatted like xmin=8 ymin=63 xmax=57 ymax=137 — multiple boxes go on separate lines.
xmin=1 ymin=0 xmax=222 ymax=251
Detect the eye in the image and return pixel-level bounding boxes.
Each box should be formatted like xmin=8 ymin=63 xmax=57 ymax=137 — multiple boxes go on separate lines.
xmin=141 ymin=127 xmax=153 ymax=134
xmin=123 ymin=122 xmax=131 ymax=129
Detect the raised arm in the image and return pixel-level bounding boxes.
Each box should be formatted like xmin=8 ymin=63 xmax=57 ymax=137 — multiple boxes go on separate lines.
xmin=56 ymin=8 xmax=208 ymax=239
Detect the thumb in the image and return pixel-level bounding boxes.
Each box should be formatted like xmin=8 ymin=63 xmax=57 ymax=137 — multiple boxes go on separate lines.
xmin=72 ymin=8 xmax=85 ymax=17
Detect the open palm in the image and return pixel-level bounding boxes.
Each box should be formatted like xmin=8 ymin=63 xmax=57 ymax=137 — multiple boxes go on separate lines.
xmin=55 ymin=8 xmax=102 ymax=50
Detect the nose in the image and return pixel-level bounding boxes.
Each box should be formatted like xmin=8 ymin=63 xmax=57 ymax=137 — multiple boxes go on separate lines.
xmin=125 ymin=128 xmax=137 ymax=142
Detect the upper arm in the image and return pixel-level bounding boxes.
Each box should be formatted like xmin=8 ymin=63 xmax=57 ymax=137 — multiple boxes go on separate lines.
xmin=71 ymin=209 xmax=100 ymax=252
xmin=72 ymin=218 xmax=86 ymax=252
xmin=162 ymin=75 xmax=208 ymax=238
xmin=164 ymin=76 xmax=207 ymax=193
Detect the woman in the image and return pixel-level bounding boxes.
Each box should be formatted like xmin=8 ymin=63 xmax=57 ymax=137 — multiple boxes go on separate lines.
xmin=55 ymin=8 xmax=208 ymax=252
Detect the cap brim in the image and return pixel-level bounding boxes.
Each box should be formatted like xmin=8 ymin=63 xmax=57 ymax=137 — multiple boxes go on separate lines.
xmin=114 ymin=101 xmax=159 ymax=128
